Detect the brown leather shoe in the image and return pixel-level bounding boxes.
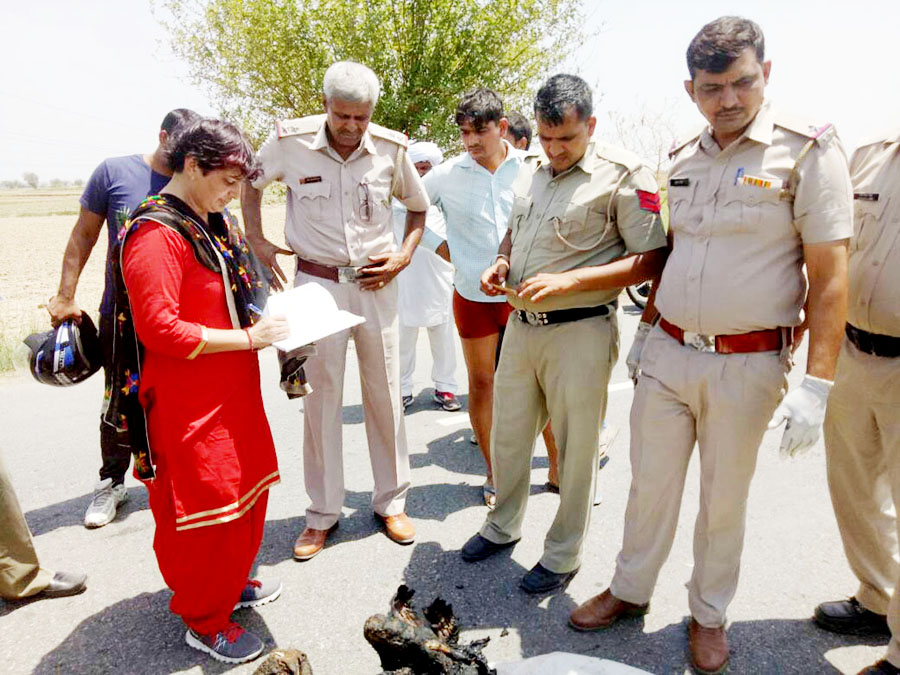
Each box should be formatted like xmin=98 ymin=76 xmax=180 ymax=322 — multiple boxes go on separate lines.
xmin=568 ymin=588 xmax=649 ymax=631
xmin=688 ymin=618 xmax=729 ymax=675
xmin=292 ymin=523 xmax=338 ymax=561
xmin=376 ymin=512 xmax=415 ymax=545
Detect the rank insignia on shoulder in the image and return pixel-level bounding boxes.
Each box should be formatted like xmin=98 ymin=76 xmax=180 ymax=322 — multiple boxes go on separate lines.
xmin=669 ymin=177 xmax=690 ymax=187
xmin=854 ymin=192 xmax=879 ymax=201
xmin=300 ymin=176 xmax=323 ymax=184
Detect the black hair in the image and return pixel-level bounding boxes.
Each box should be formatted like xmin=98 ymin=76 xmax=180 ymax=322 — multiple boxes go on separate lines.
xmin=506 ymin=112 xmax=532 ymax=146
xmin=166 ymin=118 xmax=259 ymax=180
xmin=455 ymin=88 xmax=504 ymax=129
xmin=533 ymin=74 xmax=592 ymax=126
xmin=160 ymin=108 xmax=202 ymax=135
xmin=686 ymin=16 xmax=765 ymax=79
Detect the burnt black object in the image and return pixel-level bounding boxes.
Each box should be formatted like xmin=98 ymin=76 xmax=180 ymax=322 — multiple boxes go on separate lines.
xmin=364 ymin=585 xmax=495 ymax=675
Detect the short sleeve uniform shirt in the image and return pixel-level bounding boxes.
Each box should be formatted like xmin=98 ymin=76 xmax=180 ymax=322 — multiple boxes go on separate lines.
xmin=506 ymin=142 xmax=667 ymax=312
xmin=657 ymin=101 xmax=853 ymax=335
xmin=252 ymin=115 xmax=429 ymax=267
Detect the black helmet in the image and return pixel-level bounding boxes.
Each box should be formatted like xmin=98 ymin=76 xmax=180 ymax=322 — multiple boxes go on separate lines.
xmin=24 ymin=314 xmax=102 ymax=386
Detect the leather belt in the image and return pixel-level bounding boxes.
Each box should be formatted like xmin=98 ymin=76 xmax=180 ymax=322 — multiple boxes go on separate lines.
xmin=515 ymin=303 xmax=614 ymax=327
xmin=297 ymin=258 xmax=360 ymax=283
xmin=846 ymin=323 xmax=900 ymax=358
xmin=659 ymin=317 xmax=783 ymax=354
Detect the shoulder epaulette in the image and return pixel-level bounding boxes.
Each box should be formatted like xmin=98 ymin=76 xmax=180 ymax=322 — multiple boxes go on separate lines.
xmin=668 ymin=129 xmax=703 ymax=160
xmin=775 ymin=112 xmax=835 ymax=146
xmin=367 ymin=123 xmax=409 ymax=148
xmin=594 ymin=142 xmax=643 ymax=173
xmin=276 ymin=115 xmax=324 ymax=139
xmin=855 ymin=126 xmax=900 ymax=150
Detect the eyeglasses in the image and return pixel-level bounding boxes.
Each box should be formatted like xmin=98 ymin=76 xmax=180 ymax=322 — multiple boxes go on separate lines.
xmin=357 ymin=183 xmax=371 ymax=222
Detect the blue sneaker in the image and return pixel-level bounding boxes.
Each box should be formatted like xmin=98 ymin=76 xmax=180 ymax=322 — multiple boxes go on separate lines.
xmin=185 ymin=621 xmax=264 ymax=664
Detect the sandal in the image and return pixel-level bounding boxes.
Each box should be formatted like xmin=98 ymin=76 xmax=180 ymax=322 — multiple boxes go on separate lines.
xmin=544 ymin=481 xmax=560 ymax=494
xmin=482 ymin=481 xmax=497 ymax=509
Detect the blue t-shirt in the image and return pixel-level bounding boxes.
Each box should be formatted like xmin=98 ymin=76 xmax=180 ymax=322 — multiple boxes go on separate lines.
xmin=80 ymin=154 xmax=170 ymax=315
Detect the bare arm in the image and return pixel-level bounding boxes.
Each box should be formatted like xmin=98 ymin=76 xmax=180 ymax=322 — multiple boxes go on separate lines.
xmin=517 ymin=247 xmax=668 ymax=303
xmin=358 ymin=209 xmax=426 ymax=291
xmin=480 ymin=229 xmax=514 ymax=295
xmin=803 ymin=240 xmax=849 ymax=380
xmin=241 ymin=181 xmax=293 ymax=291
xmin=48 ymin=207 xmax=105 ymax=325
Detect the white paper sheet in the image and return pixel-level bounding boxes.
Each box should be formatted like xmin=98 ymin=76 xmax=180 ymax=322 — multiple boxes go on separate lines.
xmin=265 ymin=282 xmax=365 ymax=351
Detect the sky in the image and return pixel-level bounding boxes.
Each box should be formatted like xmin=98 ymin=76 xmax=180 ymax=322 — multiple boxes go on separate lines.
xmin=2 ymin=0 xmax=898 ymax=183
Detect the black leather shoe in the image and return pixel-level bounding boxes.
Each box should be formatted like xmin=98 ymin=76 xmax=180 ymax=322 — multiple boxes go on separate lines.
xmin=460 ymin=534 xmax=518 ymax=562
xmin=520 ymin=563 xmax=579 ymax=594
xmin=859 ymin=660 xmax=900 ymax=675
xmin=37 ymin=571 xmax=87 ymax=599
xmin=814 ymin=597 xmax=890 ymax=636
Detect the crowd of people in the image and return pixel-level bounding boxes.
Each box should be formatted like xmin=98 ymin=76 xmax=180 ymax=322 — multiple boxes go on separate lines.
xmin=1 ymin=13 xmax=898 ymax=675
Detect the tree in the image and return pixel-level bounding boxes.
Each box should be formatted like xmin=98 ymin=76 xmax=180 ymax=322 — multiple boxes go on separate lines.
xmin=157 ymin=0 xmax=589 ymax=147
xmin=22 ymin=172 xmax=38 ymax=189
xmin=602 ymin=99 xmax=679 ymax=179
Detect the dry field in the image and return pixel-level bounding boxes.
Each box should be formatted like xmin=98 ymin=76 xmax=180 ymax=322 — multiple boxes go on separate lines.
xmin=0 ymin=188 xmax=288 ymax=374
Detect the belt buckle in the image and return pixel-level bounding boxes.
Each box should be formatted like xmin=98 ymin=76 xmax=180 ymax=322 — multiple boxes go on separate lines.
xmin=337 ymin=266 xmax=360 ymax=283
xmin=683 ymin=331 xmax=716 ymax=353
xmin=522 ymin=310 xmax=548 ymax=326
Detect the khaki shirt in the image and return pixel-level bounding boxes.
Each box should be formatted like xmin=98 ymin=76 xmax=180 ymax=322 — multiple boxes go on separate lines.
xmin=847 ymin=128 xmax=900 ymax=337
xmin=506 ymin=142 xmax=667 ymax=312
xmin=252 ymin=115 xmax=429 ymax=267
xmin=656 ymin=101 xmax=853 ymax=335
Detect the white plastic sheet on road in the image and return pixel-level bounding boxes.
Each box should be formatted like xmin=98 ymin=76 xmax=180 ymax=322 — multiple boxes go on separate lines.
xmin=496 ymin=651 xmax=652 ymax=674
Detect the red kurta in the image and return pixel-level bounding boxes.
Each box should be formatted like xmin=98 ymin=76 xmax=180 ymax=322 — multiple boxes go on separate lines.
xmin=122 ymin=221 xmax=279 ymax=529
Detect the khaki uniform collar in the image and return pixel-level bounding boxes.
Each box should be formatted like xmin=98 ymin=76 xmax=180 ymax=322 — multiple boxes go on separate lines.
xmin=700 ymin=99 xmax=775 ymax=152
xmin=310 ymin=118 xmax=377 ymax=157
xmin=538 ymin=141 xmax=595 ymax=177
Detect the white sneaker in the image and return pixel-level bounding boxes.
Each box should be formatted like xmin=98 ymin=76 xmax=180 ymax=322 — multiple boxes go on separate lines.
xmin=84 ymin=478 xmax=127 ymax=528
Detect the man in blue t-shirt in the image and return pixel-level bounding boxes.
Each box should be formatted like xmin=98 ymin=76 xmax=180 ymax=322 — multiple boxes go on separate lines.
xmin=48 ymin=108 xmax=200 ymax=529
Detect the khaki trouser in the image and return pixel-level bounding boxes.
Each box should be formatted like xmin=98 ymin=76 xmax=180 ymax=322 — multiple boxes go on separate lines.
xmin=298 ymin=272 xmax=409 ymax=530
xmin=0 ymin=451 xmax=52 ymax=599
xmin=824 ymin=337 xmax=900 ymax=666
xmin=480 ymin=312 xmax=618 ymax=573
xmin=610 ymin=326 xmax=787 ymax=627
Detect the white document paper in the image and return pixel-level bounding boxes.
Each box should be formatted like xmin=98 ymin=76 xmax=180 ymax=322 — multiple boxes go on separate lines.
xmin=265 ymin=282 xmax=365 ymax=351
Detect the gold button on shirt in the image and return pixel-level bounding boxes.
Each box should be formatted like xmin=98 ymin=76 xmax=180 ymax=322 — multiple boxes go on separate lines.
xmin=656 ymin=101 xmax=854 ymax=336
xmin=847 ymin=130 xmax=900 ymax=337
xmin=506 ymin=142 xmax=667 ymax=312
xmin=252 ymin=115 xmax=429 ymax=267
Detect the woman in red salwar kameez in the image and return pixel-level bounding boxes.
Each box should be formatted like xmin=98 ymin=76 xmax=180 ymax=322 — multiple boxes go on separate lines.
xmin=110 ymin=119 xmax=289 ymax=664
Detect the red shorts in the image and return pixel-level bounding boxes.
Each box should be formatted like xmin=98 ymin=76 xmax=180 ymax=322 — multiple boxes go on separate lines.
xmin=453 ymin=290 xmax=513 ymax=339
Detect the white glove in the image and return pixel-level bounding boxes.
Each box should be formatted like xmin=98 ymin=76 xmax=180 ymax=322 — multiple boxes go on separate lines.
xmin=766 ymin=374 xmax=833 ymax=458
xmin=626 ymin=321 xmax=653 ymax=384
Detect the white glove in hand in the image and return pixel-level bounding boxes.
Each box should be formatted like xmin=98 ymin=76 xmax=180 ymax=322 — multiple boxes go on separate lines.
xmin=627 ymin=321 xmax=653 ymax=384
xmin=767 ymin=374 xmax=833 ymax=458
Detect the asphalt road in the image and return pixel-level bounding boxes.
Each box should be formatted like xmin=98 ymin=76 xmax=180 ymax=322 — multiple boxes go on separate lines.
xmin=0 ymin=299 xmax=887 ymax=674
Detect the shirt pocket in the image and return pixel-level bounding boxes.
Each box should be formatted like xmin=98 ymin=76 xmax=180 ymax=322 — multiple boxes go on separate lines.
xmin=852 ymin=196 xmax=888 ymax=252
xmin=294 ymin=180 xmax=331 ymax=222
xmin=550 ymin=204 xmax=604 ymax=252
xmin=509 ymin=196 xmax=532 ymax=246
xmin=717 ymin=183 xmax=789 ymax=233
xmin=667 ymin=181 xmax=699 ymax=235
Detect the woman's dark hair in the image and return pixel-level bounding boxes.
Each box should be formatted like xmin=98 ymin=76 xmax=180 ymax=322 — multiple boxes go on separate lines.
xmin=167 ymin=119 xmax=260 ymax=181
xmin=534 ymin=74 xmax=592 ymax=126
xmin=686 ymin=16 xmax=765 ymax=79
xmin=455 ymin=88 xmax=504 ymax=129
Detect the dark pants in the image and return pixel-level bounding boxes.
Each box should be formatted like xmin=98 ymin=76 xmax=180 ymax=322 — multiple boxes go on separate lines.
xmin=98 ymin=313 xmax=130 ymax=485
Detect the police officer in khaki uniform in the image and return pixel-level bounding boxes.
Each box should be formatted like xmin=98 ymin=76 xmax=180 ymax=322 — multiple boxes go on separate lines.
xmin=569 ymin=18 xmax=853 ymax=675
xmin=813 ymin=130 xmax=900 ymax=675
xmin=242 ymin=61 xmax=430 ymax=560
xmin=459 ymin=74 xmax=667 ymax=594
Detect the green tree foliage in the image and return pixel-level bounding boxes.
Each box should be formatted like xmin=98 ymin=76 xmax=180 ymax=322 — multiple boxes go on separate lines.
xmin=158 ymin=0 xmax=588 ymax=147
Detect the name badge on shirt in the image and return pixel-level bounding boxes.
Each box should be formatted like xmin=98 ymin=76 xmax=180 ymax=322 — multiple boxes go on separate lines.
xmin=669 ymin=177 xmax=690 ymax=187
xmin=854 ymin=192 xmax=879 ymax=201
xmin=300 ymin=176 xmax=323 ymax=184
